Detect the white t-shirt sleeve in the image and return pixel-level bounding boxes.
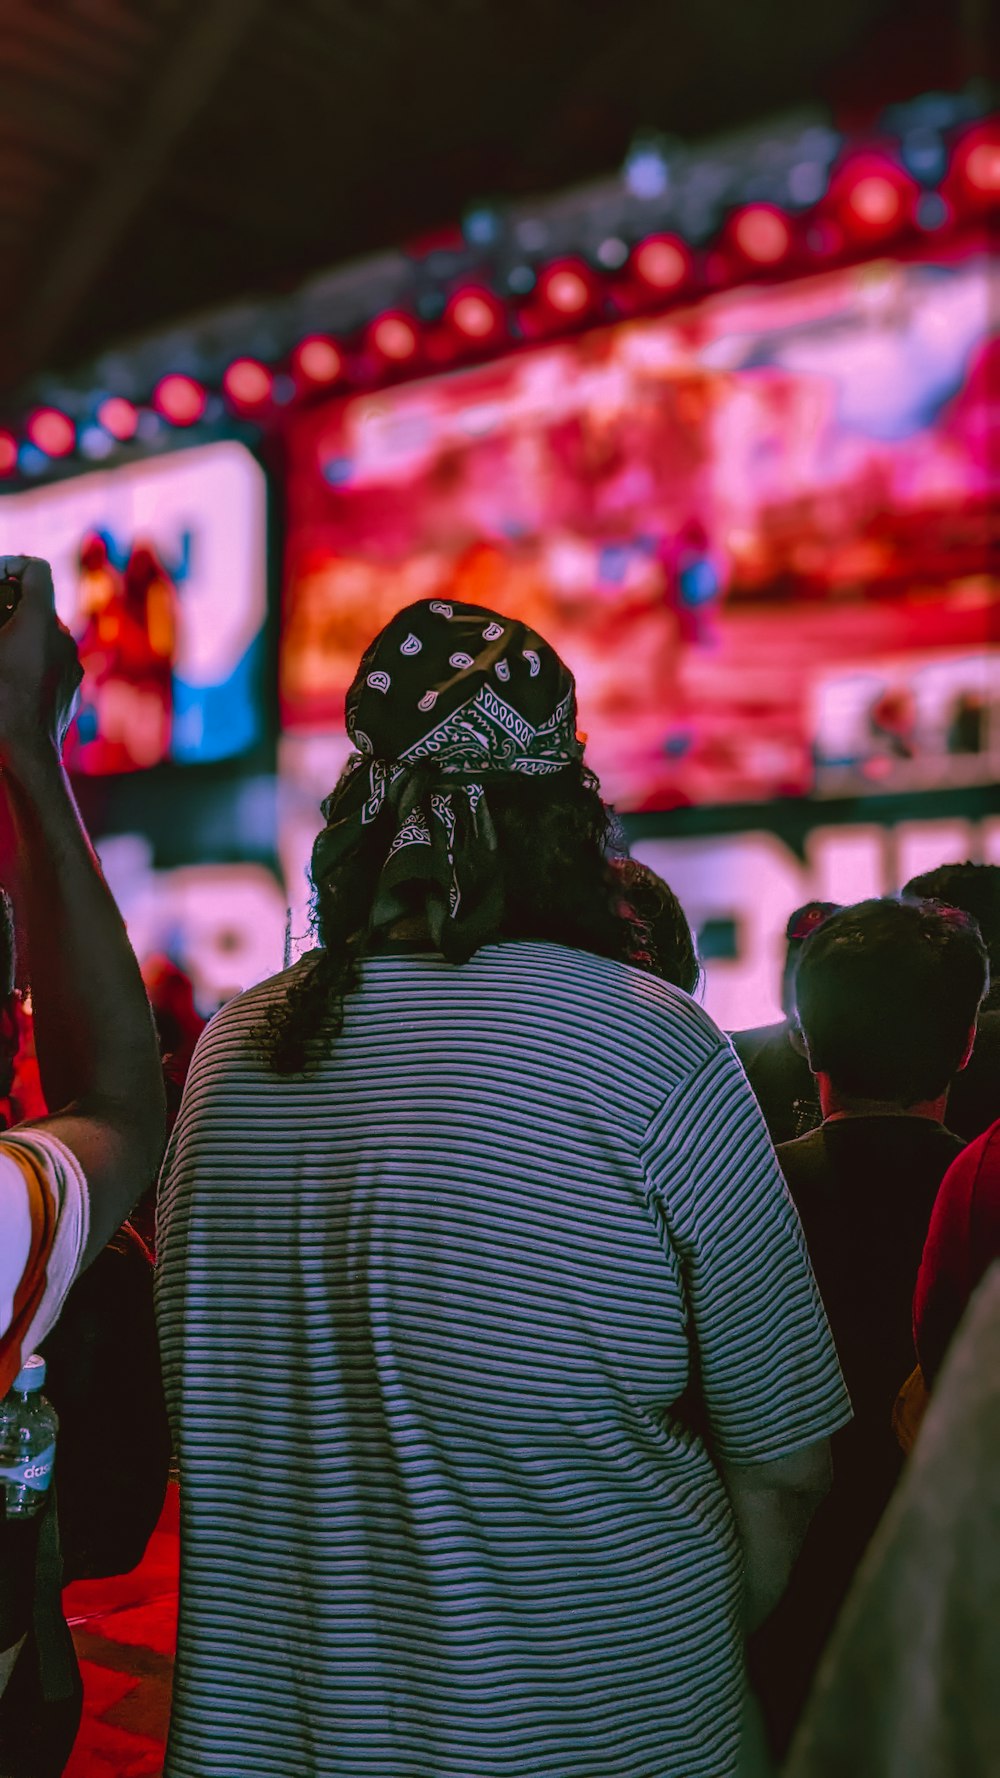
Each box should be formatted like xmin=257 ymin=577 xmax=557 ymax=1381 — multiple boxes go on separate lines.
xmin=0 ymin=1156 xmax=34 ymax=1340
xmin=0 ymin=1128 xmax=90 ymax=1357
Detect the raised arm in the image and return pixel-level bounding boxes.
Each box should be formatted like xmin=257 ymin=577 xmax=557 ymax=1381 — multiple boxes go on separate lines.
xmin=0 ymin=554 xmax=165 ymax=1263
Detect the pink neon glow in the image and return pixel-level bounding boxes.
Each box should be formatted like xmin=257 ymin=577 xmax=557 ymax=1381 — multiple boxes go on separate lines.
xmin=0 ymin=431 xmax=18 ymax=474
xmin=28 ymin=408 xmax=76 ymax=456
xmin=154 ymin=376 xmax=207 ymax=426
xmin=282 ymin=244 xmax=993 ymax=848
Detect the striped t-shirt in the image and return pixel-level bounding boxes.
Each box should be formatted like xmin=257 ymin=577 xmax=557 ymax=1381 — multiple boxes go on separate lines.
xmin=156 ymin=941 xmax=850 ymax=1778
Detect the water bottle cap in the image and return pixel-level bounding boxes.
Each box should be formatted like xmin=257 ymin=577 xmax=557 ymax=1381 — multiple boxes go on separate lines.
xmin=13 ymin=1354 xmax=46 ymax=1393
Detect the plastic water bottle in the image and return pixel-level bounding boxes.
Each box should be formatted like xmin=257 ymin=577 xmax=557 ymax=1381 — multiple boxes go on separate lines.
xmin=0 ymin=1355 xmax=59 ymax=1519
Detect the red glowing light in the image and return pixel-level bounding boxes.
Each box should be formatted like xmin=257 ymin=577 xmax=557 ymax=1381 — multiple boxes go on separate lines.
xmin=963 ymin=139 xmax=1000 ymax=195
xmin=0 ymin=431 xmax=17 ymax=475
xmin=448 ymin=291 xmax=502 ymax=340
xmin=294 ymin=337 xmax=343 ymax=384
xmin=732 ymin=207 xmax=791 ymax=265
xmin=540 ymin=264 xmax=593 ymax=315
xmin=154 ymin=375 xmax=206 ymax=426
xmin=371 ymin=315 xmax=419 ymax=362
xmin=96 ymin=396 xmax=138 ymax=440
xmin=632 ymin=235 xmax=689 ymax=291
xmin=28 ymin=408 xmax=75 ymax=457
xmin=830 ymin=156 xmax=916 ymax=239
xmin=224 ymin=358 xmax=273 ymax=406
xmin=847 ymin=175 xmax=901 ymax=228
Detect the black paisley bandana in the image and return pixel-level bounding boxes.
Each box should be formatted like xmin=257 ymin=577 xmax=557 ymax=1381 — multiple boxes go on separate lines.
xmin=311 ymin=597 xmax=584 ymax=959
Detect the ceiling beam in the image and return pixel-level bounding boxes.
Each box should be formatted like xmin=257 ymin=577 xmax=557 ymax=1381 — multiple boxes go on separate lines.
xmin=6 ymin=0 xmax=267 ymax=389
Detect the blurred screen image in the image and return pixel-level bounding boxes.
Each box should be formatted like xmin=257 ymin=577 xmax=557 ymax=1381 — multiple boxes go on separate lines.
xmin=280 ymin=246 xmax=996 ymax=811
xmin=0 ymin=440 xmax=268 ymax=772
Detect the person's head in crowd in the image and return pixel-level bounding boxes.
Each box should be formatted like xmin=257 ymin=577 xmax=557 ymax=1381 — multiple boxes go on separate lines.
xmin=903 ymin=862 xmax=1000 ymax=1009
xmin=613 ymin=858 xmax=701 ymax=997
xmin=794 ymin=897 xmax=988 ymax=1116
xmin=262 ymin=598 xmax=669 ymax=1073
xmin=781 ymin=901 xmax=842 ymax=1021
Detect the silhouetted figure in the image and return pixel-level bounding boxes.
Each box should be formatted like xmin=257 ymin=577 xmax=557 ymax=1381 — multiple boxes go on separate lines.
xmin=904 ymin=862 xmax=1000 ymax=1140
xmin=750 ymin=896 xmax=987 ymax=1759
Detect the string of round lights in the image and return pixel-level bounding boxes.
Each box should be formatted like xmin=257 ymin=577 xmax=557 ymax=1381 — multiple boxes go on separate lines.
xmin=0 ymin=109 xmax=994 ymax=479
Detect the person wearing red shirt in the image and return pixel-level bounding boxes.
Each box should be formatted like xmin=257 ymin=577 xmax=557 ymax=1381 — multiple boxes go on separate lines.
xmin=914 ymin=1117 xmax=1000 ymax=1385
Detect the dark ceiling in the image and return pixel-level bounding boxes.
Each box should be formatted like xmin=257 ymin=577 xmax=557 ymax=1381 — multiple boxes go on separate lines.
xmin=0 ymin=0 xmax=984 ymax=397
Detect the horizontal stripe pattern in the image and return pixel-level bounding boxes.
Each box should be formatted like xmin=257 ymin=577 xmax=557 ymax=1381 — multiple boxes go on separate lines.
xmin=156 ymin=941 xmax=849 ymax=1778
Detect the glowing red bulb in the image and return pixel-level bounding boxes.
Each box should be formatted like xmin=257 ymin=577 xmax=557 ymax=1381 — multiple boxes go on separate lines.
xmin=294 ymin=337 xmax=343 ymax=384
xmin=223 ymin=358 xmax=273 ymax=406
xmin=847 ymin=175 xmax=901 ymax=228
xmin=28 ymin=408 xmax=75 ymax=457
xmin=0 ymin=431 xmax=18 ymax=475
xmin=732 ymin=207 xmax=791 ymax=265
xmin=632 ymin=236 xmax=689 ymax=291
xmin=96 ymin=396 xmax=138 ymax=440
xmin=963 ymin=140 xmax=1000 ymax=195
xmin=154 ymin=375 xmax=206 ymax=426
xmin=371 ymin=315 xmax=418 ymax=362
xmin=541 ymin=266 xmax=592 ymax=315
xmin=449 ymin=292 xmax=501 ymax=340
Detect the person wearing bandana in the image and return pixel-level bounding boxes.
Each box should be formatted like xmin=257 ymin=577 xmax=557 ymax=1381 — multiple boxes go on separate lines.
xmin=156 ymin=599 xmax=849 ymax=1778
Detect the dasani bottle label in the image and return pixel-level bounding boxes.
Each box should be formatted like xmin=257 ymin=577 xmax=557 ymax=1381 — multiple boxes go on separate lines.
xmin=0 ymin=1442 xmax=56 ymax=1492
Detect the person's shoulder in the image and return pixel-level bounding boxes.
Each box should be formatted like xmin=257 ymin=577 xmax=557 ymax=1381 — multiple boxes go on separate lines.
xmin=969 ymin=1114 xmax=1000 ymax=1165
xmin=497 ymin=940 xmax=726 ymax=1044
xmin=949 ymin=1115 xmax=1000 ymax=1195
xmin=0 ymin=1125 xmax=87 ymax=1193
xmin=931 ymin=1122 xmax=967 ymax=1162
xmin=464 ymin=941 xmax=729 ymax=1087
xmin=775 ymin=1124 xmax=826 ymax=1159
xmin=184 ymin=957 xmax=318 ymax=1062
xmin=774 ymin=1124 xmax=828 ymax=1188
xmin=731 ymin=1020 xmax=787 ymax=1065
xmin=972 ymin=1009 xmax=1000 ymax=1049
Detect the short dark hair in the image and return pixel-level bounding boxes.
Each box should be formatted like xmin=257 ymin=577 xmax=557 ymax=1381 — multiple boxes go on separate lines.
xmin=794 ymin=896 xmax=988 ymax=1105
xmin=902 ymin=863 xmax=1000 ymax=1006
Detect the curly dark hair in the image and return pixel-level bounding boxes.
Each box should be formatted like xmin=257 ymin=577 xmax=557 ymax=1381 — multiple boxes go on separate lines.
xmin=262 ymin=763 xmax=663 ymax=1074
xmin=612 ymin=858 xmax=701 ymax=996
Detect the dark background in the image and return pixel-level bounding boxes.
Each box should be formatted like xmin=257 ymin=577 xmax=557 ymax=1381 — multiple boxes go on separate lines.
xmin=0 ymin=0 xmax=990 ymax=396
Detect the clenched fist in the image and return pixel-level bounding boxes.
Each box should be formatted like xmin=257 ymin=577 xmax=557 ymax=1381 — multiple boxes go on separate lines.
xmin=0 ymin=556 xmax=83 ymax=766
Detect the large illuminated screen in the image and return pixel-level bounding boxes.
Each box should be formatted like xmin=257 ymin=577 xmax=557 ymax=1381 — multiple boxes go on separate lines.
xmin=0 ymin=441 xmax=267 ymax=773
xmin=281 ymin=248 xmax=996 ymax=810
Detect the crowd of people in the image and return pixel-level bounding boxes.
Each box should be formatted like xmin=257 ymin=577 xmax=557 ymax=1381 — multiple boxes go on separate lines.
xmin=0 ymin=554 xmax=997 ymax=1777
